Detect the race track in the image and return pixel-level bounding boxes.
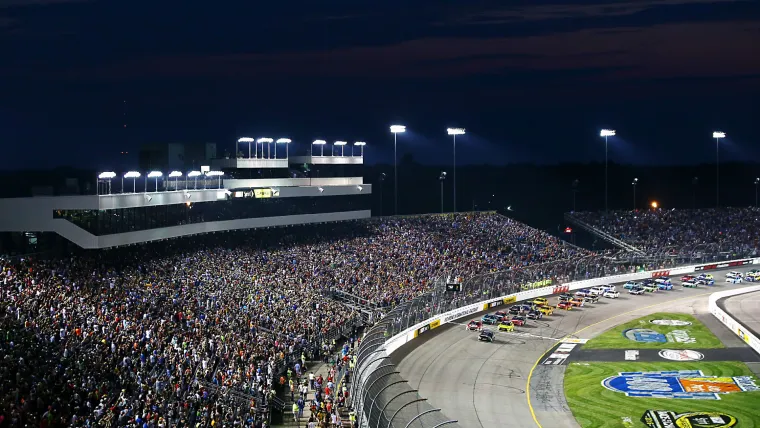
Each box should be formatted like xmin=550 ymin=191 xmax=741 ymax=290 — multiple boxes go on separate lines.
xmin=395 ymin=266 xmax=758 ymax=428
xmin=723 ymin=289 xmax=760 ymax=337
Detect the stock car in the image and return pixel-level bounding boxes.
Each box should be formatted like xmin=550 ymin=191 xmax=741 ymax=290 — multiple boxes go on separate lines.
xmin=583 ymin=294 xmax=600 ymax=304
xmin=642 ymin=283 xmax=659 ymax=292
xmin=697 ymin=277 xmax=715 ymax=286
xmin=511 ymin=316 xmax=526 ymax=326
xmin=726 ymin=271 xmax=743 ymax=279
xmin=657 ymin=281 xmax=673 ymax=291
xmin=746 ymin=274 xmax=759 ymax=282
xmin=498 ymin=321 xmax=515 ymax=332
xmin=698 ymin=274 xmax=714 ymax=280
xmin=467 ymin=320 xmax=482 ymax=331
xmin=527 ymin=310 xmax=544 ymax=320
xmin=655 ymin=277 xmax=672 ymax=285
xmin=518 ymin=304 xmax=534 ymax=313
xmin=629 ymin=286 xmax=645 ymax=295
xmin=624 ymin=281 xmax=642 ymax=290
xmin=532 ymin=297 xmax=549 ymax=306
xmin=589 ymin=286 xmax=606 ymax=296
xmin=681 ymin=275 xmax=695 ymax=282
xmin=479 ymin=329 xmax=495 ymax=342
xmin=558 ymin=294 xmax=574 ymax=302
xmin=726 ymin=276 xmax=743 ymax=284
xmin=482 ymin=314 xmax=500 ymax=325
xmin=682 ymin=279 xmax=698 ymax=288
xmin=603 ymin=290 xmax=620 ymax=298
xmin=557 ymin=301 xmax=573 ymax=310
xmin=602 ymin=284 xmax=617 ymax=292
xmin=509 ymin=306 xmax=522 ymax=315
xmin=642 ymin=279 xmax=657 ymax=287
xmin=537 ymin=305 xmax=554 ymax=315
xmin=494 ymin=311 xmax=510 ymax=321
xmin=575 ymin=289 xmax=592 ymax=298
xmin=569 ymin=298 xmax=585 ymax=307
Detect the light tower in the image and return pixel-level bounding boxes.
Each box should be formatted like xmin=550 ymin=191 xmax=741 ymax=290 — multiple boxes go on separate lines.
xmin=632 ymin=177 xmax=638 ymax=210
xmin=257 ymin=138 xmax=273 ymax=159
xmin=275 ymin=138 xmax=291 ymax=159
xmin=238 ymin=137 xmax=254 ymax=159
xmin=390 ymin=125 xmax=406 ymax=215
xmin=335 ymin=141 xmax=347 ymax=157
xmin=600 ymin=129 xmax=616 ymax=212
xmin=713 ymin=131 xmax=725 ymax=207
xmin=353 ymin=141 xmax=366 ymax=157
xmin=447 ymin=128 xmax=465 ymax=212
xmin=312 ymin=140 xmax=327 ymax=157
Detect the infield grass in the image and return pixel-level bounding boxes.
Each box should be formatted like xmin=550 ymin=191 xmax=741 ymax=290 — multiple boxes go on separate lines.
xmin=582 ymin=312 xmax=724 ymax=349
xmin=564 ymin=361 xmax=760 ymax=428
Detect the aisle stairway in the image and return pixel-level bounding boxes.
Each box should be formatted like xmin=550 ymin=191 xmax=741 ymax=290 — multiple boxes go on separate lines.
xmin=564 ymin=212 xmax=647 ymax=256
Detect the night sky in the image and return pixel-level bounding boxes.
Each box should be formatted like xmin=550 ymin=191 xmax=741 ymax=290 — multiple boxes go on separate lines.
xmin=1 ymin=0 xmax=759 ymax=170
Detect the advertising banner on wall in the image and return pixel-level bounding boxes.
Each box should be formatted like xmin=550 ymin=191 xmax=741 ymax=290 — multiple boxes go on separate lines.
xmin=694 ymin=259 xmax=752 ymax=272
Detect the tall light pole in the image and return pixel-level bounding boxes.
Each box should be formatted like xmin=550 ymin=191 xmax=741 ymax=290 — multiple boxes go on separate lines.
xmin=713 ymin=131 xmax=725 ymax=207
xmin=755 ymin=178 xmax=759 ymax=207
xmin=124 ymin=171 xmax=140 ymax=193
xmin=353 ymin=141 xmax=366 ymax=157
xmin=439 ymin=171 xmax=447 ymax=213
xmin=447 ymin=128 xmax=465 ymax=212
xmin=632 ymin=177 xmax=638 ymax=210
xmin=275 ymin=138 xmax=291 ymax=159
xmin=238 ymin=137 xmax=254 ymax=159
xmin=390 ymin=125 xmax=406 ymax=215
xmin=312 ymin=140 xmax=326 ymax=156
xmin=335 ymin=141 xmax=347 ymax=157
xmin=600 ymin=129 xmax=616 ymax=212
xmin=258 ymin=138 xmax=273 ymax=159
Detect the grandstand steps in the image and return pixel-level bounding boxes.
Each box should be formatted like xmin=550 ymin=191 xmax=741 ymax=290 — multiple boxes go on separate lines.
xmin=564 ymin=212 xmax=647 ymax=256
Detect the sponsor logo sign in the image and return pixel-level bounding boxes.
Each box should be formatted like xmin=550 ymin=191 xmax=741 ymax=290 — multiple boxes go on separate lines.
xmin=521 ymin=278 xmax=553 ymax=290
xmin=429 ymin=319 xmax=441 ymax=329
xmin=666 ymin=330 xmax=696 ymax=344
xmin=602 ymin=370 xmax=760 ymax=399
xmin=561 ymin=338 xmax=589 ymax=344
xmin=641 ymin=410 xmax=737 ymax=428
xmin=694 ymin=259 xmax=752 ymax=272
xmin=553 ymin=285 xmax=569 ymax=294
xmin=415 ymin=324 xmax=430 ymax=337
xmin=659 ymin=350 xmax=704 ymax=361
xmin=652 ymin=270 xmax=670 ymax=278
xmin=502 ymin=296 xmax=517 ymax=305
xmin=443 ymin=305 xmax=479 ymax=323
xmin=625 ymin=350 xmax=640 ymax=361
xmin=623 ymin=328 xmax=668 ymax=343
xmin=651 ymin=319 xmax=692 ymax=326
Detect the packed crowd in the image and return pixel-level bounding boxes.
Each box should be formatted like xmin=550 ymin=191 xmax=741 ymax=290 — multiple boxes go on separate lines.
xmin=572 ymin=208 xmax=760 ymax=256
xmin=1 ymin=212 xmax=603 ymax=427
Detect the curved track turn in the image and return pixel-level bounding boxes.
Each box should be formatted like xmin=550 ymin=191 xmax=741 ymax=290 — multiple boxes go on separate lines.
xmin=723 ymin=289 xmax=760 ymax=338
xmin=395 ymin=267 xmax=758 ymax=428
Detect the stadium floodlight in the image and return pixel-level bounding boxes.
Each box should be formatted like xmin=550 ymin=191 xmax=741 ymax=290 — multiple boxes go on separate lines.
xmin=238 ymin=137 xmax=255 ymax=158
xmin=599 ymin=129 xmax=616 ymax=212
xmin=123 ymin=171 xmax=141 ymax=193
xmin=447 ymin=128 xmax=465 ymax=212
xmin=312 ymin=139 xmax=327 ymax=156
xmin=168 ymin=171 xmax=183 ymax=191
xmin=98 ymin=172 xmax=116 ymax=195
xmin=390 ymin=125 xmax=406 ymax=215
xmin=188 ymin=170 xmax=202 ymax=190
xmin=147 ymin=171 xmax=163 ymax=192
xmin=335 ymin=141 xmax=347 ymax=156
xmin=275 ymin=138 xmax=291 ymax=159
xmin=257 ymin=138 xmax=274 ymax=159
xmin=755 ymin=178 xmax=760 ymax=208
xmin=713 ymin=131 xmax=726 ymax=207
xmin=439 ymin=171 xmax=447 ymax=213
xmin=206 ymin=170 xmax=224 ymax=189
xmin=353 ymin=141 xmax=366 ymax=157
xmin=632 ymin=178 xmax=639 ymax=210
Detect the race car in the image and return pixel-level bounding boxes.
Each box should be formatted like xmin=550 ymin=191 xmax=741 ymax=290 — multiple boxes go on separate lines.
xmin=697 ymin=278 xmax=715 ymax=286
xmin=494 ymin=311 xmax=509 ymax=321
xmin=467 ymin=320 xmax=482 ymax=331
xmin=583 ymin=295 xmax=599 ymax=304
xmin=479 ymin=329 xmax=495 ymax=342
xmin=682 ymin=280 xmax=698 ymax=288
xmin=508 ymin=306 xmax=522 ymax=315
xmin=602 ymin=284 xmax=617 ymax=293
xmin=726 ymin=276 xmax=743 ymax=284
xmin=569 ymin=298 xmax=585 ymax=307
xmin=624 ymin=281 xmax=642 ymax=290
xmin=482 ymin=314 xmax=500 ymax=325
xmin=556 ymin=301 xmax=573 ymax=310
xmin=746 ymin=274 xmax=758 ymax=282
xmin=589 ymin=286 xmax=606 ymax=296
xmin=629 ymin=286 xmax=645 ymax=295
xmin=537 ymin=305 xmax=554 ymax=315
xmin=527 ymin=310 xmax=543 ymax=320
xmin=575 ymin=289 xmax=592 ymax=298
xmin=498 ymin=321 xmax=515 ymax=332
xmin=681 ymin=275 xmax=695 ymax=282
xmin=558 ymin=294 xmax=574 ymax=302
xmin=726 ymin=271 xmax=743 ymax=279
xmin=510 ymin=316 xmax=526 ymax=326
xmin=657 ymin=282 xmax=673 ymax=291
xmin=532 ymin=297 xmax=548 ymax=306
xmin=748 ymin=269 xmax=760 ymax=275
xmin=603 ymin=290 xmax=620 ymax=298
xmin=655 ymin=277 xmax=672 ymax=285
xmin=642 ymin=283 xmax=659 ymax=292
xmin=698 ymin=274 xmax=713 ymax=280
xmin=642 ymin=279 xmax=657 ymax=286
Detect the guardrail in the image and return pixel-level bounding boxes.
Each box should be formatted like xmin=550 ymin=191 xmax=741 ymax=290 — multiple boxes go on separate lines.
xmin=351 ymin=255 xmax=758 ymax=428
xmin=709 ymin=285 xmax=760 ymax=354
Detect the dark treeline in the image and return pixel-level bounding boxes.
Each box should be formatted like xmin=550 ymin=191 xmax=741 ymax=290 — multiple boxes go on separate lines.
xmin=2 ymin=159 xmax=760 ymax=235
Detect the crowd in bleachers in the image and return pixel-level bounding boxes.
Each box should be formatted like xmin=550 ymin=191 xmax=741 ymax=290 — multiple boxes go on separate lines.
xmin=572 ymin=208 xmax=760 ymax=256
xmin=1 ymin=212 xmax=606 ymax=427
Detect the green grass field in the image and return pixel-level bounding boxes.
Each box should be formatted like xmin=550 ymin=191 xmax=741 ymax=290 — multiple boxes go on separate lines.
xmin=582 ymin=312 xmax=725 ymax=349
xmin=564 ymin=361 xmax=760 ymax=428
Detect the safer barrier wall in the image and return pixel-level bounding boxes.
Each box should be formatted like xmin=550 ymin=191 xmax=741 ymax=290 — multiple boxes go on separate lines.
xmin=709 ymin=285 xmax=760 ymax=354
xmin=352 ymin=256 xmax=757 ymax=428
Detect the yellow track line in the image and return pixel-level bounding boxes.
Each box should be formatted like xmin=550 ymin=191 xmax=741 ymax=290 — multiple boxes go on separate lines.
xmin=525 ymin=291 xmax=712 ymax=428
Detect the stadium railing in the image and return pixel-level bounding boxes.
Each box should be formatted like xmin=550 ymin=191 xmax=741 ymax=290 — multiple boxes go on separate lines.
xmin=350 ymin=251 xmax=756 ymax=428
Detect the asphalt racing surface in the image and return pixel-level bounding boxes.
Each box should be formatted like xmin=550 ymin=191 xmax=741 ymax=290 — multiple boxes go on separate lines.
xmin=394 ymin=266 xmax=759 ymax=428
xmin=723 ymin=289 xmax=760 ymax=339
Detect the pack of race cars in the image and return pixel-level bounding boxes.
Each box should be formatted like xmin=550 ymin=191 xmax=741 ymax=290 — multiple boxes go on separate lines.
xmin=474 ymin=268 xmax=756 ymax=342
